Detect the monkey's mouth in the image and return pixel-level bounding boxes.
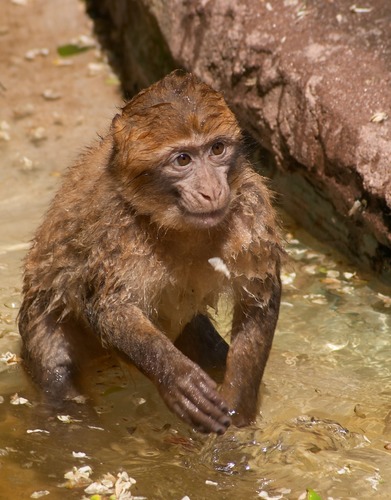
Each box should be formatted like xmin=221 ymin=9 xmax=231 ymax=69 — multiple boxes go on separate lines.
xmin=183 ymin=207 xmax=227 ymax=228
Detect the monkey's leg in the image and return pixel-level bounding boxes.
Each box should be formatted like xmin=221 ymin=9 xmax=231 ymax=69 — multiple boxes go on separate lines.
xmin=19 ymin=310 xmax=80 ymax=402
xmin=220 ymin=278 xmax=281 ymax=427
xmin=174 ymin=314 xmax=229 ymax=370
xmin=91 ymin=304 xmax=231 ymax=434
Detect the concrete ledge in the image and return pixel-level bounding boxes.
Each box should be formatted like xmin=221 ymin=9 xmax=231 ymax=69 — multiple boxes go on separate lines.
xmin=87 ymin=0 xmax=391 ymax=280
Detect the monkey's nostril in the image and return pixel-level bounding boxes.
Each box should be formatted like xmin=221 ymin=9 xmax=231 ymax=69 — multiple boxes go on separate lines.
xmin=199 ymin=191 xmax=212 ymax=201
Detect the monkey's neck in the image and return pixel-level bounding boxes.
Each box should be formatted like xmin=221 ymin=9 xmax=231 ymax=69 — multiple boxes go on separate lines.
xmin=135 ymin=216 xmax=225 ymax=260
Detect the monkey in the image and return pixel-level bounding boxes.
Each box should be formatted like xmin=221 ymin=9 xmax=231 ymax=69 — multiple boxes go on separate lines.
xmin=18 ymin=71 xmax=283 ymax=435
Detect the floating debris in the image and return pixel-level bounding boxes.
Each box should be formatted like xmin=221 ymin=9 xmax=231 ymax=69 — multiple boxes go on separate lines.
xmin=72 ymin=451 xmax=89 ymax=459
xmin=57 ymin=414 xmax=82 ymax=424
xmin=326 ymin=270 xmax=340 ymax=279
xmin=348 ymin=199 xmax=366 ymax=217
xmin=281 ymin=271 xmax=296 ymax=285
xmin=306 ymin=489 xmax=323 ymax=500
xmin=303 ymin=294 xmax=328 ymax=305
xmin=30 ymin=491 xmax=49 ymax=499
xmin=71 ymin=394 xmax=87 ymax=404
xmin=52 ymin=112 xmax=64 ymax=125
xmin=370 ymin=111 xmax=388 ymax=123
xmin=350 ymin=4 xmax=373 ymax=14
xmin=29 ymin=126 xmax=47 ymax=143
xmin=87 ymin=62 xmax=106 ymax=77
xmin=87 ymin=425 xmax=105 ymax=431
xmin=13 ymin=103 xmax=35 ymax=119
xmin=27 ymin=429 xmax=50 ymax=434
xmin=0 ymin=120 xmax=10 ymax=141
xmin=377 ymin=293 xmax=391 ymax=308
xmin=0 ymin=351 xmax=20 ymax=365
xmin=25 ymin=48 xmax=49 ymax=61
xmin=63 ymin=465 xmax=93 ymax=488
xmin=10 ymin=393 xmax=31 ymax=406
xmin=42 ymin=89 xmax=62 ymax=100
xmin=57 ymin=34 xmax=96 ymax=57
xmin=85 ymin=472 xmax=135 ymax=497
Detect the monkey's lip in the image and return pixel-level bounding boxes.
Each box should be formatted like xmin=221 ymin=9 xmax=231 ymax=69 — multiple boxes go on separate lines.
xmin=183 ymin=207 xmax=227 ymax=228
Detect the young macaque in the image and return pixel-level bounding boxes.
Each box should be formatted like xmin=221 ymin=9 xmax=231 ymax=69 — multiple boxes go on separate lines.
xmin=18 ymin=71 xmax=283 ymax=434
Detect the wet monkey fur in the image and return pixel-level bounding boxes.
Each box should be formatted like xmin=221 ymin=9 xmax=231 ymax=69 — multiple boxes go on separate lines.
xmin=19 ymin=71 xmax=283 ymax=434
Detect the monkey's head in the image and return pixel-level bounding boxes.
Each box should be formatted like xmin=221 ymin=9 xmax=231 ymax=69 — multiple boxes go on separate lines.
xmin=110 ymin=71 xmax=244 ymax=231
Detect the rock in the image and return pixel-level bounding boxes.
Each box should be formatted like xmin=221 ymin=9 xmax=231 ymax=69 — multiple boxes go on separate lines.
xmin=86 ymin=0 xmax=391 ymax=281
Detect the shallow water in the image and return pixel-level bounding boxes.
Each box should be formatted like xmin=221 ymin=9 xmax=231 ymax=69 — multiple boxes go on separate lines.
xmin=0 ymin=199 xmax=390 ymax=499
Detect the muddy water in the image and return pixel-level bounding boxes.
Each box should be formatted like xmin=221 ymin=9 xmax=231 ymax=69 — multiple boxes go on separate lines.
xmin=0 ymin=185 xmax=390 ymax=499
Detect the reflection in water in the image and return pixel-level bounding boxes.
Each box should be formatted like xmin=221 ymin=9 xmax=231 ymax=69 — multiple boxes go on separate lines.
xmin=0 ymin=214 xmax=390 ymax=499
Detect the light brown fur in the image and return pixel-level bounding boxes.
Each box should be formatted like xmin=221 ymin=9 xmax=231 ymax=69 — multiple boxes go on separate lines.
xmin=19 ymin=71 xmax=283 ymax=434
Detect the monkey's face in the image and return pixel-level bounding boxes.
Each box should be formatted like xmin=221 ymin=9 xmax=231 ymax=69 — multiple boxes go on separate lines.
xmin=111 ymin=71 xmax=243 ymax=231
xmin=158 ymin=136 xmax=236 ymax=228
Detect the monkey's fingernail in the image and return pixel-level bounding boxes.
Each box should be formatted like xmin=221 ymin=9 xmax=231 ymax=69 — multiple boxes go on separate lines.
xmin=221 ymin=416 xmax=231 ymax=427
xmin=216 ymin=425 xmax=227 ymax=435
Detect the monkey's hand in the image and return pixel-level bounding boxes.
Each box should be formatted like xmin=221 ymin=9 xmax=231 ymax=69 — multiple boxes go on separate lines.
xmin=157 ymin=352 xmax=231 ymax=434
xmin=92 ymin=304 xmax=231 ymax=434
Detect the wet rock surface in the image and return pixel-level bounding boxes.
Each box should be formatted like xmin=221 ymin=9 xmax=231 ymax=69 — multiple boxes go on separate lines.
xmin=87 ymin=0 xmax=391 ymax=281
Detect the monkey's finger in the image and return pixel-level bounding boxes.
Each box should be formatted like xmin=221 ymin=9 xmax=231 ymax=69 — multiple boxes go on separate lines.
xmin=196 ymin=378 xmax=230 ymax=412
xmin=178 ymin=379 xmax=232 ymax=427
xmin=172 ymin=398 xmax=231 ymax=435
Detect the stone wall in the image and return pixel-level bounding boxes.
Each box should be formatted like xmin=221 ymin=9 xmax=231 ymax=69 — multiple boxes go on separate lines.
xmin=87 ymin=0 xmax=391 ymax=281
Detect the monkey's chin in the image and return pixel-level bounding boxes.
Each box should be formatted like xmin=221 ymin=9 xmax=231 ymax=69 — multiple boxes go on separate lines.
xmin=183 ymin=208 xmax=227 ymax=229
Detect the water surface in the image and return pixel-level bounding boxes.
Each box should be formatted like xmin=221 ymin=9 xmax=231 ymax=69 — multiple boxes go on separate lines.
xmin=0 ymin=202 xmax=390 ymax=499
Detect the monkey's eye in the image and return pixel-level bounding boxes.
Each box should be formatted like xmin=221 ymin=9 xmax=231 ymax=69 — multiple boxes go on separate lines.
xmin=175 ymin=153 xmax=192 ymax=167
xmin=211 ymin=142 xmax=225 ymax=156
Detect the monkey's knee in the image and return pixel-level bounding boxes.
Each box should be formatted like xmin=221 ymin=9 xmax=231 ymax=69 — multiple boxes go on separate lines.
xmin=20 ymin=316 xmax=80 ymax=401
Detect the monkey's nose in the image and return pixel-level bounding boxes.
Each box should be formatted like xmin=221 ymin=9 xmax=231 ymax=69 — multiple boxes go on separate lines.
xmin=198 ymin=186 xmax=225 ymax=207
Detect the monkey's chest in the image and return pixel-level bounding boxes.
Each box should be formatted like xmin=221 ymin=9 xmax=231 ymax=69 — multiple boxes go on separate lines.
xmin=156 ymin=266 xmax=225 ymax=339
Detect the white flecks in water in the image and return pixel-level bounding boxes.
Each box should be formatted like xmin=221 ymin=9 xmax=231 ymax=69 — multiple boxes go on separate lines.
xmin=10 ymin=393 xmax=31 ymax=406
xmin=0 ymin=121 xmax=11 ymax=141
xmin=370 ymin=111 xmax=388 ymax=123
xmin=62 ymin=465 xmax=92 ymax=488
xmin=281 ymin=271 xmax=296 ymax=285
xmin=24 ymin=48 xmax=49 ymax=61
xmin=0 ymin=351 xmax=20 ymax=365
xmin=30 ymin=491 xmax=50 ymax=499
xmin=42 ymin=89 xmax=62 ymax=101
xmin=72 ymin=451 xmax=89 ymax=459
xmin=29 ymin=127 xmax=47 ymax=144
xmin=57 ymin=414 xmax=82 ymax=424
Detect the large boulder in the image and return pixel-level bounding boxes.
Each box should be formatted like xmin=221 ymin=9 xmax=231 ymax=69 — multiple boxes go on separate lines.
xmin=87 ymin=0 xmax=391 ymax=281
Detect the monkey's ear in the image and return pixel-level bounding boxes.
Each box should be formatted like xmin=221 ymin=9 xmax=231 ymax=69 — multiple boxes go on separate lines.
xmin=111 ymin=113 xmax=122 ymax=132
xmin=110 ymin=112 xmax=128 ymax=149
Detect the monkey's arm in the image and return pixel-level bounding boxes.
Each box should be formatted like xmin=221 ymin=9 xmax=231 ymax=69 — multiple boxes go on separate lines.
xmin=89 ymin=303 xmax=231 ymax=434
xmin=220 ymin=275 xmax=281 ymax=427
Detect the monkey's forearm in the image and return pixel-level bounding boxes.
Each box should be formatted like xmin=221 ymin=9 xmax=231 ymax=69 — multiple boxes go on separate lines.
xmin=221 ymin=279 xmax=281 ymax=426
